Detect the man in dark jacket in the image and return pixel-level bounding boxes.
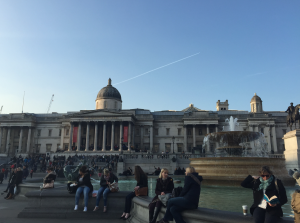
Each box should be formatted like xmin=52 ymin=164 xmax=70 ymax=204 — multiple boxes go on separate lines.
xmin=157 ymin=167 xmax=203 ymax=223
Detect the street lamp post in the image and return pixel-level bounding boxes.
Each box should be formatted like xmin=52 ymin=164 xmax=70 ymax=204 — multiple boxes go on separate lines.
xmin=121 ymin=137 xmax=123 ymax=155
xmin=7 ymin=143 xmax=10 ymax=158
xmin=172 ymin=136 xmax=175 ymax=154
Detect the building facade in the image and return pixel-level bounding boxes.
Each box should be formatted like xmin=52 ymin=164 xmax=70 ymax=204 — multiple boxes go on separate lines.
xmin=0 ymin=79 xmax=290 ymax=157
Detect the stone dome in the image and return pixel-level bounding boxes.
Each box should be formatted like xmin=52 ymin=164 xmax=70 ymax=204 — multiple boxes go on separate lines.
xmin=250 ymin=93 xmax=262 ymax=103
xmin=96 ymin=78 xmax=122 ymax=102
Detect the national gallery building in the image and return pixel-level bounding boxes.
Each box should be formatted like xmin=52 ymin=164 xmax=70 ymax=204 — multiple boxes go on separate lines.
xmin=0 ymin=79 xmax=289 ymax=157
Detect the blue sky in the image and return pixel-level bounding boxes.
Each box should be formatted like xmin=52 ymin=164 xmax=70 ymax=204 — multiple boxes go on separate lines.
xmin=0 ymin=0 xmax=299 ymax=114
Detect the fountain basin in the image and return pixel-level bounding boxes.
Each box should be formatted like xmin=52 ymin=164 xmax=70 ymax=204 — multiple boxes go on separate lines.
xmin=190 ymin=157 xmax=295 ymax=186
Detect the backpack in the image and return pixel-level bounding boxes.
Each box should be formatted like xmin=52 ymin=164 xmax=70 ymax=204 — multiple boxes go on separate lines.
xmin=172 ymin=187 xmax=183 ymax=197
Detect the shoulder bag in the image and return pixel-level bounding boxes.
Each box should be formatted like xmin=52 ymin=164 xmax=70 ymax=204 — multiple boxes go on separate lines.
xmin=109 ymin=182 xmax=119 ymax=193
xmin=135 ymin=187 xmax=148 ymax=196
xmin=43 ymin=180 xmax=54 ymax=189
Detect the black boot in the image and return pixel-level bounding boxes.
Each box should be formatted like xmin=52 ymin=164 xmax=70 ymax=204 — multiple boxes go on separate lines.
xmin=150 ymin=207 xmax=161 ymax=223
xmin=149 ymin=210 xmax=154 ymax=223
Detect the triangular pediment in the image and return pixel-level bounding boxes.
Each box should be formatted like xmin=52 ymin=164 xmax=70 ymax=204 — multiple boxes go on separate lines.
xmin=70 ymin=110 xmax=129 ymax=117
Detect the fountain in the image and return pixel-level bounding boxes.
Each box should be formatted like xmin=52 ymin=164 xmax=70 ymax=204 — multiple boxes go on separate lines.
xmin=190 ymin=116 xmax=295 ymax=186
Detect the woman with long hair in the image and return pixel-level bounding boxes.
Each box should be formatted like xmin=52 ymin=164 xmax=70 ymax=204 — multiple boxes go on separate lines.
xmin=157 ymin=166 xmax=203 ymax=223
xmin=93 ymin=168 xmax=118 ymax=212
xmin=149 ymin=168 xmax=174 ymax=223
xmin=74 ymin=166 xmax=93 ymax=212
xmin=241 ymin=166 xmax=287 ymax=223
xmin=120 ymin=166 xmax=148 ymax=220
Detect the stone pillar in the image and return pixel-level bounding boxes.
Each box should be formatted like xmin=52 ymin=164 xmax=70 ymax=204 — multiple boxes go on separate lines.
xmin=119 ymin=122 xmax=123 ymax=152
xmin=94 ymin=122 xmax=98 ymax=151
xmin=85 ymin=123 xmax=90 ymax=151
xmin=271 ymin=125 xmax=278 ymax=153
xmin=132 ymin=126 xmax=135 ymax=148
xmin=140 ymin=125 xmax=144 ymax=150
xmin=128 ymin=122 xmax=132 ymax=151
xmin=215 ymin=125 xmax=219 ymax=149
xmin=111 ymin=122 xmax=115 ymax=151
xmin=184 ymin=125 xmax=187 ymax=152
xmin=150 ymin=125 xmax=153 ymax=152
xmin=193 ymin=125 xmax=196 ymax=148
xmin=0 ymin=127 xmax=2 ymax=153
xmin=249 ymin=125 xmax=255 ymax=149
xmin=206 ymin=125 xmax=211 ymax=153
xmin=6 ymin=127 xmax=11 ymax=153
xmin=26 ymin=127 xmax=32 ymax=153
xmin=77 ymin=123 xmax=82 ymax=151
xmin=60 ymin=126 xmax=65 ymax=150
xmin=69 ymin=123 xmax=73 ymax=151
xmin=102 ymin=122 xmax=107 ymax=151
xmin=283 ymin=130 xmax=300 ymax=170
xmin=265 ymin=126 xmax=272 ymax=152
xmin=18 ymin=127 xmax=23 ymax=153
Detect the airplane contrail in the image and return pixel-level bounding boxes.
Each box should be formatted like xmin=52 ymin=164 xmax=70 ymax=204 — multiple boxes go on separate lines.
xmin=114 ymin=52 xmax=200 ymax=85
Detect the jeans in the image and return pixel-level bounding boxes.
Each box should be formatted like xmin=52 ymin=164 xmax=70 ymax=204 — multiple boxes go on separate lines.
xmin=163 ymin=197 xmax=197 ymax=223
xmin=253 ymin=207 xmax=279 ymax=223
xmin=96 ymin=186 xmax=110 ymax=207
xmin=75 ymin=187 xmax=90 ymax=207
xmin=124 ymin=192 xmax=136 ymax=213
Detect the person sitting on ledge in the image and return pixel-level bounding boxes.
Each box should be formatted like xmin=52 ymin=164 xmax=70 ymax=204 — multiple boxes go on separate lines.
xmin=157 ymin=166 xmax=203 ymax=223
xmin=74 ymin=166 xmax=93 ymax=212
xmin=174 ymin=168 xmax=178 ymax=175
xmin=93 ymin=168 xmax=118 ymax=212
xmin=149 ymin=168 xmax=174 ymax=223
xmin=41 ymin=167 xmax=56 ymax=189
xmin=120 ymin=166 xmax=148 ymax=220
xmin=241 ymin=166 xmax=287 ymax=223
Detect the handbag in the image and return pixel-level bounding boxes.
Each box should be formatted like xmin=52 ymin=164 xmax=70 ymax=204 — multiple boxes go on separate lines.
xmin=109 ymin=182 xmax=119 ymax=193
xmin=43 ymin=180 xmax=54 ymax=189
xmin=135 ymin=187 xmax=148 ymax=196
xmin=158 ymin=193 xmax=173 ymax=206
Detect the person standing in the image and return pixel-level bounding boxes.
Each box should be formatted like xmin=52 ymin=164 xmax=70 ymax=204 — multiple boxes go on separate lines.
xmin=93 ymin=168 xmax=118 ymax=212
xmin=23 ymin=166 xmax=29 ymax=180
xmin=241 ymin=166 xmax=287 ymax=223
xmin=149 ymin=168 xmax=174 ymax=223
xmin=74 ymin=166 xmax=93 ymax=212
xmin=120 ymin=166 xmax=148 ymax=220
xmin=157 ymin=166 xmax=202 ymax=223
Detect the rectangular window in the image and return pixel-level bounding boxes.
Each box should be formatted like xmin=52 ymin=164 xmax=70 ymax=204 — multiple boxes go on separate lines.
xmin=153 ymin=144 xmax=159 ymax=153
xmin=178 ymin=128 xmax=182 ymax=136
xmin=66 ymin=129 xmax=69 ymax=136
xmin=177 ymin=143 xmax=183 ymax=152
xmin=37 ymin=129 xmax=41 ymax=136
xmin=188 ymin=129 xmax=192 ymax=136
xmin=136 ymin=128 xmax=140 ymax=136
xmin=155 ymin=128 xmax=159 ymax=136
xmin=165 ymin=143 xmax=171 ymax=153
xmin=260 ymin=128 xmax=264 ymax=134
xmin=198 ymin=129 xmax=202 ymax=135
xmin=59 ymin=129 xmax=62 ymax=137
xmin=46 ymin=144 xmax=52 ymax=152
xmin=64 ymin=144 xmax=68 ymax=150
xmin=166 ymin=128 xmax=170 ymax=136
xmin=83 ymin=128 xmax=86 ymax=135
xmin=48 ymin=129 xmax=52 ymax=137
xmin=145 ymin=128 xmax=149 ymax=135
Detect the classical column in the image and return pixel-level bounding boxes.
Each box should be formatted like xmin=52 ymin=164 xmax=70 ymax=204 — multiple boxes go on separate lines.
xmin=77 ymin=123 xmax=82 ymax=151
xmin=26 ymin=127 xmax=32 ymax=153
xmin=6 ymin=127 xmax=11 ymax=153
xmin=119 ymin=122 xmax=123 ymax=152
xmin=94 ymin=122 xmax=98 ymax=151
xmin=249 ymin=125 xmax=255 ymax=149
xmin=206 ymin=125 xmax=210 ymax=134
xmin=111 ymin=122 xmax=115 ymax=151
xmin=128 ymin=122 xmax=132 ymax=151
xmin=150 ymin=125 xmax=153 ymax=152
xmin=18 ymin=127 xmax=23 ymax=153
xmin=85 ymin=123 xmax=90 ymax=151
xmin=102 ymin=122 xmax=107 ymax=151
xmin=271 ymin=125 xmax=278 ymax=153
xmin=0 ymin=127 xmax=2 ymax=153
xmin=265 ymin=125 xmax=272 ymax=152
xmin=184 ymin=125 xmax=187 ymax=152
xmin=68 ymin=123 xmax=73 ymax=151
xmin=60 ymin=126 xmax=65 ymax=150
xmin=140 ymin=125 xmax=144 ymax=150
xmin=193 ymin=125 xmax=196 ymax=148
xmin=132 ymin=126 xmax=135 ymax=148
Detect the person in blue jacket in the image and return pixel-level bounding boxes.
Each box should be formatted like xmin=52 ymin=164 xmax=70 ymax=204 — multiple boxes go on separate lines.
xmin=157 ymin=166 xmax=203 ymax=223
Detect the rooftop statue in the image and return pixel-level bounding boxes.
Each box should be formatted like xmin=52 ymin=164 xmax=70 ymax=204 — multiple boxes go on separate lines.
xmin=286 ymin=103 xmax=300 ymax=131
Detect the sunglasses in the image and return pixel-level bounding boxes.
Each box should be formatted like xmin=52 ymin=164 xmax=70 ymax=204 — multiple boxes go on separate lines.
xmin=261 ymin=175 xmax=270 ymax=178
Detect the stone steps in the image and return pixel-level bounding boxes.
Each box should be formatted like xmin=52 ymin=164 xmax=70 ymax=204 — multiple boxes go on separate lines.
xmin=18 ymin=207 xmax=124 ymax=220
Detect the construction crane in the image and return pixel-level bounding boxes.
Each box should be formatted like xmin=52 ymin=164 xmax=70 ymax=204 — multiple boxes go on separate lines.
xmin=0 ymin=106 xmax=3 ymax=114
xmin=47 ymin=94 xmax=54 ymax=113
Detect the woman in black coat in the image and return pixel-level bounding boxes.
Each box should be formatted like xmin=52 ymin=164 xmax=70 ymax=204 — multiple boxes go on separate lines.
xmin=43 ymin=167 xmax=57 ymax=185
xmin=74 ymin=166 xmax=93 ymax=212
xmin=241 ymin=166 xmax=287 ymax=223
xmin=157 ymin=166 xmax=203 ymax=223
xmin=149 ymin=168 xmax=174 ymax=223
xmin=5 ymin=167 xmax=23 ymax=200
xmin=120 ymin=166 xmax=148 ymax=220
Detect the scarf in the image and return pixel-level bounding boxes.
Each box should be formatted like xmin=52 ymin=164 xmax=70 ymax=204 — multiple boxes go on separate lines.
xmin=258 ymin=175 xmax=273 ymax=191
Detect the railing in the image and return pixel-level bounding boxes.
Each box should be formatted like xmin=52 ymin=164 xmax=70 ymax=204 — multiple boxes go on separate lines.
xmin=269 ymin=154 xmax=285 ymax=159
xmin=122 ymin=154 xmax=205 ymax=160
